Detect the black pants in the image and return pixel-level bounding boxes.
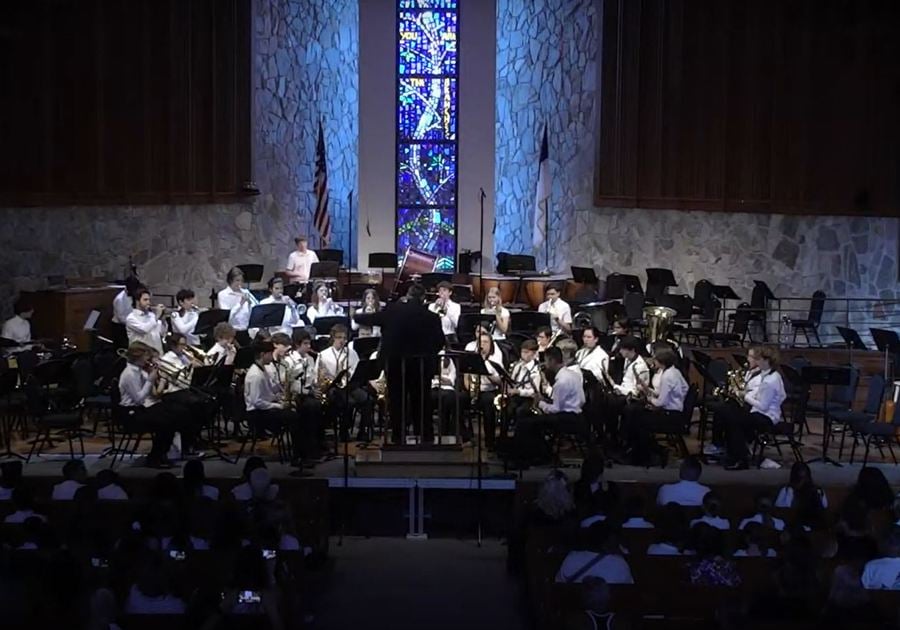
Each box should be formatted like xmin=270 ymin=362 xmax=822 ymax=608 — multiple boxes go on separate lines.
xmin=705 ymin=400 xmax=737 ymax=447
xmin=295 ymin=393 xmax=325 ymax=453
xmin=327 ymin=385 xmax=375 ymax=441
xmin=513 ymin=412 xmax=583 ymax=462
xmin=720 ymin=406 xmax=773 ymax=462
xmin=245 ymin=408 xmax=312 ymax=461
xmin=624 ymin=406 xmax=683 ymax=464
xmin=122 ymin=403 xmax=176 ymax=460
xmin=474 ymin=390 xmax=499 ymax=450
xmin=386 ymin=359 xmax=435 ymax=443
xmin=432 ymin=389 xmax=469 ymax=439
xmin=162 ymin=389 xmax=212 ymax=451
xmin=598 ymin=392 xmax=628 ymax=442
xmin=111 ymin=323 xmax=128 ymax=350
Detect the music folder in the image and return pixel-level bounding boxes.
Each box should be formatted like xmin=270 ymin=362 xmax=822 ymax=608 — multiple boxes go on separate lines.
xmin=249 ymin=303 xmax=286 ymax=329
xmin=196 ymin=309 xmax=230 ymax=336
xmin=348 ymin=358 xmax=382 ymax=386
xmin=836 ymin=326 xmax=867 ymax=351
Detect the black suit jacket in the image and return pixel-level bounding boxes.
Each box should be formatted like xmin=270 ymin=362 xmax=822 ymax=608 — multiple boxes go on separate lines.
xmin=354 ymin=298 xmax=445 ymax=362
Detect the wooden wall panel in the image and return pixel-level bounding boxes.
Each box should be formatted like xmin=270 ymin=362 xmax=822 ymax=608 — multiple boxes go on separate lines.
xmin=596 ymin=0 xmax=900 ymax=216
xmin=0 ymin=0 xmax=252 ymax=206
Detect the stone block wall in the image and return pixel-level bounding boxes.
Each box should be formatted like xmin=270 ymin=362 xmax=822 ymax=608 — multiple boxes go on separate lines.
xmin=495 ymin=0 xmax=899 ymax=337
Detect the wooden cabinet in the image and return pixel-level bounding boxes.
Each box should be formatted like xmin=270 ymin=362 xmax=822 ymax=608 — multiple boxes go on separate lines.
xmin=21 ymin=286 xmax=121 ymax=350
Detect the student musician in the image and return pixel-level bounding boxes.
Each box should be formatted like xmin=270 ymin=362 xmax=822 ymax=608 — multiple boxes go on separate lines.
xmin=429 ymin=281 xmax=461 ymax=342
xmin=481 ymin=287 xmax=510 ymax=340
xmin=243 ymin=340 xmax=311 ymax=468
xmin=466 ymin=332 xmax=503 ymax=451
xmin=316 ymin=324 xmax=373 ymax=442
xmin=720 ymin=346 xmax=786 ymax=471
xmin=117 ymin=342 xmax=177 ymax=468
xmin=307 ymin=282 xmax=343 ymax=324
xmin=206 ymin=322 xmax=238 ymax=366
xmin=512 ymin=347 xmax=585 ymax=465
xmin=285 ymin=235 xmax=319 ymax=284
xmin=157 ymin=333 xmax=207 ymax=456
xmin=217 ymin=267 xmax=254 ymax=341
xmin=2 ymin=299 xmax=34 ymax=345
xmin=432 ymin=344 xmax=468 ymax=441
xmin=125 ymin=288 xmax=166 ymax=355
xmin=284 ymin=328 xmax=324 ymax=453
xmin=465 ymin=321 xmax=504 ymax=366
xmin=601 ymin=336 xmax=650 ymax=443
xmin=505 ymin=339 xmax=543 ymax=428
xmin=625 ymin=347 xmax=688 ymax=466
xmin=538 ymin=284 xmax=572 ymax=334
xmin=169 ymin=289 xmax=200 ymax=346
xmin=258 ymin=277 xmax=301 ymax=336
xmin=576 ymin=327 xmax=610 ymax=385
xmin=111 ymin=276 xmax=142 ymax=348
xmin=607 ymin=318 xmax=633 ymax=382
xmin=536 ymin=326 xmax=553 ymax=359
xmin=351 ymin=288 xmax=382 ymax=338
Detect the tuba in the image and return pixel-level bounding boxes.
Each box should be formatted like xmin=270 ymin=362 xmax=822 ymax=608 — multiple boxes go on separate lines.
xmin=643 ymin=306 xmax=676 ymax=345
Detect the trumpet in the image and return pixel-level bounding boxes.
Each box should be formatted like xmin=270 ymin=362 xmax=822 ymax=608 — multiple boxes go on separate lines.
xmin=182 ymin=344 xmax=210 ymax=366
xmin=435 ymin=299 xmax=448 ymax=317
xmin=242 ymin=288 xmax=260 ymax=307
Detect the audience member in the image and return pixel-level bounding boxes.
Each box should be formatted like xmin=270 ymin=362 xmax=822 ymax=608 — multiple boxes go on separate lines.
xmin=556 ymin=523 xmax=634 ymax=584
xmin=620 ymin=495 xmax=654 ymax=529
xmin=861 ymin=526 xmax=900 ymax=589
xmin=690 ymin=492 xmax=730 ymax=531
xmin=656 ymin=457 xmax=710 ymax=507
xmin=687 ymin=524 xmax=741 ymax=587
xmin=183 ymin=459 xmax=219 ymax=501
xmin=218 ymin=545 xmax=286 ymax=630
xmin=232 ymin=457 xmax=280 ymax=502
xmin=734 ymin=522 xmax=777 ymax=557
xmin=574 ymin=452 xmax=619 ymax=516
xmin=647 ymin=504 xmax=694 ymax=556
xmin=565 ymin=576 xmax=630 ymax=630
xmin=774 ymin=462 xmax=828 ymax=509
xmin=4 ymin=486 xmax=47 ymax=523
xmin=0 ymin=461 xmax=22 ymax=500
xmin=851 ymin=467 xmax=894 ymax=512
xmin=124 ymin=552 xmax=187 ymax=614
xmin=51 ymin=459 xmax=87 ymax=500
xmin=96 ymin=469 xmax=129 ymax=501
xmin=739 ymin=493 xmax=785 ymax=531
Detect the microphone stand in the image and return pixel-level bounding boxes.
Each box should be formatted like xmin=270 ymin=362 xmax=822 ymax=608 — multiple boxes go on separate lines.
xmin=479 ymin=186 xmax=486 ymax=294
xmin=346 ymin=190 xmax=353 ymax=300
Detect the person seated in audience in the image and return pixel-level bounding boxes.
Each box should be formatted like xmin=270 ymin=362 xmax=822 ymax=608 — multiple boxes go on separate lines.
xmin=564 ymin=576 xmax=630 ymax=630
xmin=861 ymin=526 xmax=900 ymax=590
xmin=573 ymin=451 xmax=619 ymax=516
xmin=823 ymin=564 xmax=880 ymax=626
xmin=734 ymin=522 xmax=778 ymax=557
xmin=747 ymin=534 xmax=822 ymax=623
xmin=5 ymin=486 xmax=47 ymax=523
xmin=0 ymin=461 xmax=23 ymax=501
xmin=232 ymin=457 xmax=280 ymax=502
xmin=124 ymin=552 xmax=187 ymax=614
xmin=739 ymin=493 xmax=786 ymax=532
xmin=687 ymin=524 xmax=741 ymax=588
xmin=620 ymin=495 xmax=654 ymax=529
xmin=218 ymin=545 xmax=286 ymax=630
xmin=647 ymin=504 xmax=694 ymax=556
xmin=1 ymin=298 xmax=34 ymax=344
xmin=556 ymin=522 xmax=634 ymax=584
xmin=18 ymin=515 xmax=53 ymax=550
xmin=96 ymin=469 xmax=129 ymax=501
xmin=86 ymin=587 xmax=119 ymax=630
xmin=183 ymin=459 xmax=219 ymax=501
xmin=656 ymin=456 xmax=710 ymax=507
xmin=775 ymin=461 xmax=828 ymax=509
xmin=691 ymin=491 xmax=730 ymax=530
xmin=835 ymin=494 xmax=879 ymax=562
xmin=849 ymin=466 xmax=894 ymax=512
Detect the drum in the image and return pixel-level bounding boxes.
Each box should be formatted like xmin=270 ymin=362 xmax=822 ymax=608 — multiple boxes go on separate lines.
xmin=472 ymin=274 xmax=517 ymax=305
xmin=397 ymin=247 xmax=437 ymax=283
xmin=523 ymin=275 xmax=571 ymax=309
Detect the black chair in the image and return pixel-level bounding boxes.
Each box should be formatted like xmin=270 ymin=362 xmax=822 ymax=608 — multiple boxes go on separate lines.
xmin=691 ymin=279 xmax=716 ymax=316
xmin=780 ymin=364 xmax=810 ymax=429
xmin=547 ymin=413 xmax=591 ymax=467
xmin=836 ymin=374 xmax=887 ymax=462
xmin=791 ymin=290 xmax=827 ymax=347
xmin=24 ymin=376 xmax=85 ymax=463
xmin=747 ymin=281 xmax=775 ymax=342
xmin=708 ymin=303 xmax=751 ymax=347
xmin=623 ymin=291 xmax=645 ymax=324
xmin=654 ymin=385 xmax=699 ymax=464
xmin=752 ymin=415 xmax=804 ymax=466
xmin=847 ymin=392 xmax=900 ymax=465
xmin=693 ymin=359 xmax=728 ymax=452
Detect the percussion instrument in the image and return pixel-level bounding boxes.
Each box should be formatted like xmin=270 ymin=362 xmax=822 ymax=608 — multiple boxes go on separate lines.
xmin=472 ymin=274 xmax=517 ymax=305
xmin=397 ymin=247 xmax=437 ymax=283
xmin=523 ymin=275 xmax=571 ymax=309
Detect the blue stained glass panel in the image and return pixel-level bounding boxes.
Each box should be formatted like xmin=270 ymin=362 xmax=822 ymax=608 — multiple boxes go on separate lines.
xmin=397 ymin=207 xmax=456 ymax=271
xmin=399 ymin=0 xmax=457 ymax=8
xmin=398 ymin=11 xmax=457 ymax=76
xmin=398 ymin=77 xmax=457 ymax=140
xmin=398 ymin=144 xmax=457 ymax=206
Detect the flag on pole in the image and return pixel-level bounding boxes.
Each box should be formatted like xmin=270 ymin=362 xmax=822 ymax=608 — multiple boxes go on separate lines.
xmin=313 ymin=122 xmax=331 ymax=248
xmin=532 ymin=125 xmax=550 ymax=248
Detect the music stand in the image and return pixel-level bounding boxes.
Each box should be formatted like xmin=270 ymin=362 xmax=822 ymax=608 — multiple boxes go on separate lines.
xmin=237 ymin=264 xmax=264 ymax=289
xmin=317 ymin=249 xmax=344 ymax=266
xmin=690 ymin=358 xmax=728 ymax=459
xmin=457 ymin=350 xmax=492 ymax=545
xmin=249 ymin=304 xmax=286 ymax=331
xmin=712 ymin=285 xmax=742 ymax=334
xmin=803 ymin=365 xmax=852 ymax=466
xmin=195 ymin=309 xmax=230 ymax=338
xmin=510 ymin=311 xmax=551 ymax=335
xmin=457 ymin=313 xmax=495 ymax=345
xmin=313 ymin=316 xmax=351 ymax=337
xmin=351 ymin=336 xmax=380 ymax=360
xmin=605 ymin=274 xmax=643 ymax=300
xmin=837 ymin=326 xmax=868 ymax=367
xmin=871 ymin=328 xmax=900 ymax=384
xmin=571 ymin=266 xmax=599 ymax=285
xmin=310 ymin=261 xmax=340 ymax=280
xmin=234 ymin=346 xmax=256 ymax=371
xmin=369 ymin=252 xmax=398 ymax=270
xmin=646 ymin=268 xmax=677 ymax=288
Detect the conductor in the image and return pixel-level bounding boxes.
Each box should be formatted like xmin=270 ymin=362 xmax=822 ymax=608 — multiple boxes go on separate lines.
xmin=354 ymin=284 xmax=445 ymax=444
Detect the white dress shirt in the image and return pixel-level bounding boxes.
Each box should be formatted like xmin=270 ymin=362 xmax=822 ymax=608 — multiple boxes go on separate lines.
xmin=217 ymin=287 xmax=251 ymax=331
xmin=691 ymin=515 xmax=731 ymax=530
xmin=244 ymin=363 xmax=283 ymax=411
xmin=738 ymin=513 xmax=786 ymax=531
xmin=539 ymin=366 xmax=585 ymax=414
xmin=125 ymin=309 xmax=166 ymax=354
xmin=159 ymin=350 xmax=191 ymax=394
xmin=284 ymin=349 xmax=316 ymax=396
xmin=649 ymin=366 xmax=688 ymax=411
xmin=862 ymin=557 xmax=900 ymax=590
xmin=744 ymin=369 xmax=786 ymax=423
xmin=538 ymin=298 xmax=573 ymax=333
xmin=429 ymin=299 xmax=461 ymax=336
xmin=615 ymin=355 xmax=650 ymax=396
xmin=656 ymin=480 xmax=710 ymax=506
xmin=118 ymin=363 xmax=158 ymax=408
xmin=1 ymin=315 xmax=31 ymax=344
xmin=774 ymin=486 xmax=828 ymax=509
xmin=433 ymin=351 xmax=457 ymax=390
xmin=98 ymin=484 xmax=129 ymax=501
xmin=481 ymin=306 xmax=510 ymax=340
xmin=477 ymin=356 xmax=501 ymax=392
xmin=286 ymin=249 xmax=319 ymax=282
xmin=207 ymin=341 xmax=236 ymax=366
xmin=575 ymin=346 xmax=609 ymax=383
xmin=258 ymin=295 xmax=301 ymax=335
xmin=169 ymin=310 xmax=200 ymax=346
xmin=316 ymin=345 xmax=359 ymax=382
xmin=510 ymin=359 xmax=542 ymax=398
xmin=307 ymin=300 xmax=344 ymax=325
xmin=112 ymin=289 xmax=133 ymax=324
xmin=52 ymin=479 xmax=85 ymax=501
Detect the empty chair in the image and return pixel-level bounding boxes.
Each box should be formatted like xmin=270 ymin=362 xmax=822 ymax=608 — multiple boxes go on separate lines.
xmin=747 ymin=281 xmax=775 ymax=342
xmin=836 ymin=374 xmax=886 ymax=462
xmin=623 ymin=291 xmax=645 ymax=324
xmin=849 ymin=392 xmax=900 ymax=465
xmin=707 ymin=303 xmax=751 ymax=347
xmin=692 ymin=279 xmax=715 ymax=315
xmin=790 ymin=290 xmax=826 ymax=346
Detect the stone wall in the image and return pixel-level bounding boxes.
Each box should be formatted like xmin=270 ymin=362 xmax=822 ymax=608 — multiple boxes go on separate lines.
xmin=495 ymin=0 xmax=899 ymax=336
xmin=0 ymin=0 xmax=358 ymax=317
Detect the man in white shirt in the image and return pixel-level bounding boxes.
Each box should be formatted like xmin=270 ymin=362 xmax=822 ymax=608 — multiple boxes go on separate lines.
xmin=285 ymin=235 xmax=319 ymax=284
xmin=283 ymin=328 xmax=325 ymax=455
xmin=656 ymin=457 xmax=711 ymax=506
xmin=862 ymin=527 xmax=900 ymax=590
xmin=432 ymin=345 xmax=466 ymax=440
xmin=506 ymin=339 xmax=543 ymax=424
xmin=1 ymin=299 xmax=33 ymax=345
xmin=111 ymin=276 xmax=142 ymax=348
xmin=512 ymin=346 xmax=585 ymax=465
xmin=555 ymin=523 xmax=634 ymax=584
xmin=256 ymin=277 xmax=301 ymax=337
xmin=576 ymin=326 xmax=610 ymax=384
xmin=158 ymin=333 xmax=209 ymax=456
xmin=316 ymin=324 xmax=373 ymax=442
xmin=51 ymin=460 xmax=87 ymax=500
xmin=428 ymin=281 xmax=461 ymax=341
xmin=117 ymin=342 xmax=177 ymax=468
xmin=217 ymin=267 xmax=253 ymax=338
xmin=721 ymin=346 xmax=787 ymax=470
xmin=537 ymin=285 xmax=572 ymax=334
xmin=125 ymin=288 xmax=166 ymax=355
xmin=169 ymin=289 xmax=200 ymax=346
xmin=600 ymin=336 xmax=650 ymax=444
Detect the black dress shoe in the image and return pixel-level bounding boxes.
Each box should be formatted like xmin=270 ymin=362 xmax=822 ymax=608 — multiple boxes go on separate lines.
xmin=724 ymin=460 xmax=749 ymax=471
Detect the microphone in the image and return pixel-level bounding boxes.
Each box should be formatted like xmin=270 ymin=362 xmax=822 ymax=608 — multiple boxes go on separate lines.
xmin=479 ymin=187 xmax=486 ymax=199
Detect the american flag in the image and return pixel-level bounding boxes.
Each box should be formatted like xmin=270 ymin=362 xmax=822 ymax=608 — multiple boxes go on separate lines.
xmin=313 ymin=122 xmax=331 ymax=247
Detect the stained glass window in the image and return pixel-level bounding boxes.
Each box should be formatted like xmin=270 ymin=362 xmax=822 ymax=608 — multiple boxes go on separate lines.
xmin=396 ymin=2 xmax=458 ymax=272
